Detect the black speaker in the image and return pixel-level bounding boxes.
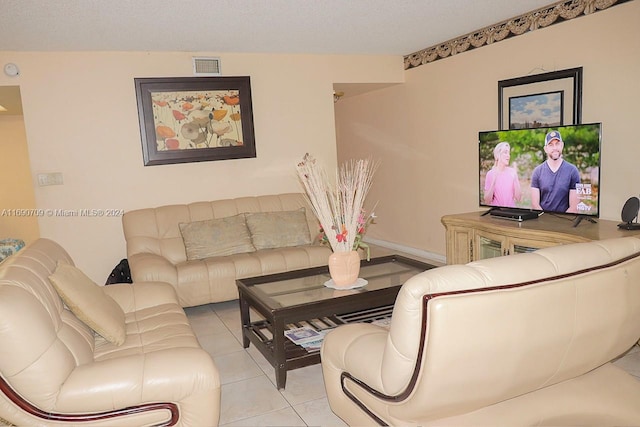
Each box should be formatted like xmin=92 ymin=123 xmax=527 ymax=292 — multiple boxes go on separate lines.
xmin=618 ymin=196 xmax=640 ymax=230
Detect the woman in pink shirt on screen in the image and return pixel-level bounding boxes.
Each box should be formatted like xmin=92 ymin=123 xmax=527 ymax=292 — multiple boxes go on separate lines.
xmin=484 ymin=142 xmax=522 ymax=207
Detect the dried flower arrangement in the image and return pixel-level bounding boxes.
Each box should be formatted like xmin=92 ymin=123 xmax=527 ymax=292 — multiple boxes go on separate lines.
xmin=296 ymin=154 xmax=378 ymax=259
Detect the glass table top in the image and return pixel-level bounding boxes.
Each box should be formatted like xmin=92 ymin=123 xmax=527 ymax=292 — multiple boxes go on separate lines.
xmin=240 ymin=256 xmax=431 ymax=310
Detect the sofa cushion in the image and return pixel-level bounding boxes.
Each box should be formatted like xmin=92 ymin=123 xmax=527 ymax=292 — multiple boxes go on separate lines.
xmin=246 ymin=208 xmax=312 ymax=250
xmin=179 ymin=214 xmax=256 ymax=260
xmin=48 ymin=261 xmax=126 ymax=346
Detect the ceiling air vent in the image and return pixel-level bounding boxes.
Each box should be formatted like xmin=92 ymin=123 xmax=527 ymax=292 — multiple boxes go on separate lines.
xmin=192 ymin=57 xmax=221 ymax=76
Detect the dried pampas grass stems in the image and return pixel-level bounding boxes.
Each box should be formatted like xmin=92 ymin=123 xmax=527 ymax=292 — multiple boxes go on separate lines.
xmin=296 ymin=153 xmax=378 ymax=253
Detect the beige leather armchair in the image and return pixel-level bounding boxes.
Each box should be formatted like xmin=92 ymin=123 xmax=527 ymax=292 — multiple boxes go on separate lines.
xmin=0 ymin=238 xmax=220 ymax=426
xmin=322 ymin=237 xmax=640 ymax=426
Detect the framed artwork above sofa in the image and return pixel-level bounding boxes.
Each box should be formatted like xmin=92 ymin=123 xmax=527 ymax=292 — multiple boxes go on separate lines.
xmin=134 ymin=76 xmax=257 ymax=166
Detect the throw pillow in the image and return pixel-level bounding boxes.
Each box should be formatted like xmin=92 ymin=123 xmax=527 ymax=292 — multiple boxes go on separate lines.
xmin=48 ymin=261 xmax=126 ymax=346
xmin=179 ymin=214 xmax=256 ymax=260
xmin=245 ymin=208 xmax=312 ymax=250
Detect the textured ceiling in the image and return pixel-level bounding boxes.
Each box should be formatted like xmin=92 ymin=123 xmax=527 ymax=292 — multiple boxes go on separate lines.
xmin=0 ymin=0 xmax=564 ymax=115
xmin=0 ymin=0 xmax=559 ymax=55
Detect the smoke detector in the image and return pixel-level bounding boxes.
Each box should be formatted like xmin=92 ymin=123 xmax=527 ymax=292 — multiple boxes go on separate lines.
xmin=4 ymin=63 xmax=19 ymax=77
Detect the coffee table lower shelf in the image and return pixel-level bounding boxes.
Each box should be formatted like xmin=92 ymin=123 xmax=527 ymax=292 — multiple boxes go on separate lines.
xmin=242 ymin=305 xmax=394 ymax=389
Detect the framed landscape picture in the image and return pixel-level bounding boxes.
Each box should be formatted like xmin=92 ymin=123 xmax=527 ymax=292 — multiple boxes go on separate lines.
xmin=508 ymin=90 xmax=563 ymax=129
xmin=498 ymin=67 xmax=582 ymax=130
xmin=135 ymin=76 xmax=256 ymax=166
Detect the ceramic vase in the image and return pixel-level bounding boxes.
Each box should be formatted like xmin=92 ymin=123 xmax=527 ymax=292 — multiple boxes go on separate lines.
xmin=328 ymin=250 xmax=360 ymax=288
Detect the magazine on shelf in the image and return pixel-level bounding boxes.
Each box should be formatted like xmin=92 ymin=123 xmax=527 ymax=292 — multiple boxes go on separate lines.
xmin=284 ymin=326 xmax=323 ymax=345
xmin=299 ymin=338 xmax=324 ymax=351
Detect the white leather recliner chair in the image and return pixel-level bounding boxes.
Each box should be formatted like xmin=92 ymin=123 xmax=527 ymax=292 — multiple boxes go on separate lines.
xmin=322 ymin=237 xmax=640 ymax=426
xmin=0 ymin=238 xmax=220 ymax=426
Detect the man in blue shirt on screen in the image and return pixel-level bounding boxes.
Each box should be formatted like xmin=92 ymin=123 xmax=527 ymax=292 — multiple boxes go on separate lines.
xmin=531 ymin=130 xmax=580 ymax=213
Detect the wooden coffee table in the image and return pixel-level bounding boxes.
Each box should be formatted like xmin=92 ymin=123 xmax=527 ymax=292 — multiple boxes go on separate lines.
xmin=236 ymin=255 xmax=434 ymax=389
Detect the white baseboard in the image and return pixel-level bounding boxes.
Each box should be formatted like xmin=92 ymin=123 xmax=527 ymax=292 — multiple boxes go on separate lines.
xmin=364 ymin=237 xmax=446 ymax=265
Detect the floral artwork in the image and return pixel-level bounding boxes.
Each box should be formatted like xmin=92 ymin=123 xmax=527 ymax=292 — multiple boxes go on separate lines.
xmin=151 ymin=89 xmax=244 ymax=151
xmin=135 ymin=76 xmax=256 ymax=166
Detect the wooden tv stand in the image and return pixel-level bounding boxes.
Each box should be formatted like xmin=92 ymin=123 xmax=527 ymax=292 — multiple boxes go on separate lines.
xmin=441 ymin=211 xmax=640 ymax=265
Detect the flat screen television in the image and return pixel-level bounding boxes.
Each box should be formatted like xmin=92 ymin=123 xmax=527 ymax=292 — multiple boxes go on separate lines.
xmin=479 ymin=122 xmax=601 ymax=221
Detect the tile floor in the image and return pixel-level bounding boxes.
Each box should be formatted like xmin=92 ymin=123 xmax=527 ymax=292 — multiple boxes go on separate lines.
xmin=185 ymin=300 xmax=347 ymax=427
xmin=185 ymin=300 xmax=640 ymax=427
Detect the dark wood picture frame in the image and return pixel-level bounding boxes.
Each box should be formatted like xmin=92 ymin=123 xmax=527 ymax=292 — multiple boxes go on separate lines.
xmin=135 ymin=76 xmax=256 ymax=166
xmin=498 ymin=67 xmax=582 ymax=130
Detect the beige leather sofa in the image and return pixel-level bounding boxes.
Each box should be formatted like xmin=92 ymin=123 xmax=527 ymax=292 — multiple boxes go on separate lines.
xmin=322 ymin=237 xmax=640 ymax=426
xmin=122 ymin=193 xmax=331 ymax=307
xmin=0 ymin=238 xmax=220 ymax=426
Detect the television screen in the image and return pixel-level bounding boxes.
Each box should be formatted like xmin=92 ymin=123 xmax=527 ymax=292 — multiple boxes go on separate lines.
xmin=479 ymin=122 xmax=601 ymax=217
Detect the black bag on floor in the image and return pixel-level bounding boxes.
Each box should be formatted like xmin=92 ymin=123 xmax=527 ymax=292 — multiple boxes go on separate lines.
xmin=105 ymin=259 xmax=133 ymax=285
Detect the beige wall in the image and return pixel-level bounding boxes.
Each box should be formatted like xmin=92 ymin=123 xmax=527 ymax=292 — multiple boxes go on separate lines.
xmin=0 ymin=114 xmax=39 ymax=243
xmin=2 ymin=2 xmax=636 ymax=279
xmin=0 ymin=52 xmax=403 ymax=281
xmin=336 ymin=1 xmax=640 ymax=260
